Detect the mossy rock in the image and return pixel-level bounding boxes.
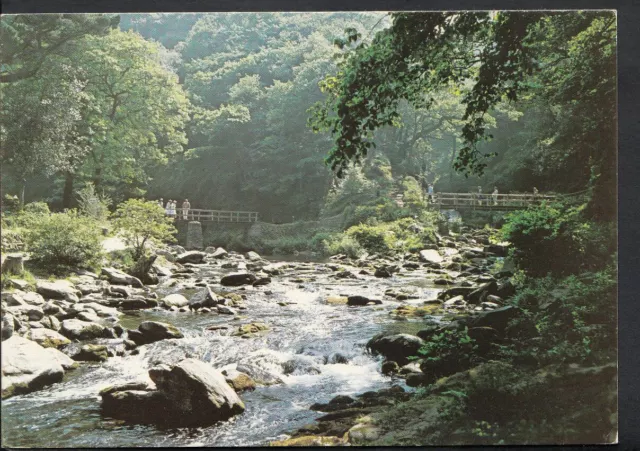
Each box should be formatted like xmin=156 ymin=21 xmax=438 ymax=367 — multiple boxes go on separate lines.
xmin=390 ymin=304 xmax=442 ymax=317
xmin=269 ymin=435 xmax=346 ymax=446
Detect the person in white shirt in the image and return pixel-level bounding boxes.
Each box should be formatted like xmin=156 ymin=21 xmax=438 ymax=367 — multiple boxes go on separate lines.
xmin=492 ymin=187 xmax=499 ymax=206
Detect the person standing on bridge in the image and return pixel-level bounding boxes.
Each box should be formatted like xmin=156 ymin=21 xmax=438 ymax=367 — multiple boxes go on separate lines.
xmin=427 ymin=184 xmax=434 ymax=203
xmin=182 ymin=199 xmax=191 ymax=220
xmin=165 ymin=199 xmax=172 ymax=216
xmin=158 ymin=198 xmax=164 ymax=209
xmin=492 ymin=186 xmax=499 ymax=206
xmin=477 ymin=186 xmax=484 ymax=205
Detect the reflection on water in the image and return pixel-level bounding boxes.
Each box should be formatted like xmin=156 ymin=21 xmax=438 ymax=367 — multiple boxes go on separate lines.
xmin=2 ymin=258 xmax=443 ymax=447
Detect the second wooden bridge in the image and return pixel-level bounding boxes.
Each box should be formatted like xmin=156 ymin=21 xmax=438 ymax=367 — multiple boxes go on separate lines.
xmin=430 ymin=192 xmax=556 ymax=211
xmin=176 ymin=209 xmax=259 ymax=223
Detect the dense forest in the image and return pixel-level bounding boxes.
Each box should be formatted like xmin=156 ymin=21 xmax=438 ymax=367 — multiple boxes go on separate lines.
xmin=1 ymin=12 xmax=615 ymax=221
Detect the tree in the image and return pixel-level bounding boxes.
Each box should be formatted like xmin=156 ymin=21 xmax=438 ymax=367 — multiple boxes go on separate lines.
xmin=0 ymin=59 xmax=91 ymax=207
xmin=65 ymin=29 xmax=190 ymax=205
xmin=112 ymin=199 xmax=177 ymax=260
xmin=309 ymin=11 xmax=616 ymax=218
xmin=0 ymin=14 xmax=118 ymax=83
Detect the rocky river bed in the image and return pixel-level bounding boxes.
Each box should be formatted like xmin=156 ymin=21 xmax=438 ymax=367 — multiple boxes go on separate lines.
xmin=1 ymin=228 xmax=519 ymax=447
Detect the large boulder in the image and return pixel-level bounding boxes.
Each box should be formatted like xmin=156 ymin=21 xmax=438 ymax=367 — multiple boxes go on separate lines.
xmin=245 ymin=251 xmax=262 ymax=261
xmin=176 ymin=251 xmax=206 ymax=264
xmin=366 ymin=333 xmax=425 ymax=366
xmin=419 ymin=249 xmax=443 ymax=264
xmin=101 ymin=359 xmax=244 ymax=427
xmin=1 ymin=336 xmax=65 ymax=399
xmin=101 ymin=267 xmax=143 ymax=288
xmin=60 ymin=319 xmax=107 ymax=340
xmin=188 ymin=286 xmax=219 ymax=310
xmin=468 ymin=306 xmax=524 ymax=334
xmin=36 ymin=281 xmax=79 ymax=302
xmin=128 ymin=321 xmax=183 ymax=346
xmin=220 ymin=272 xmax=257 ymax=287
xmin=29 ymin=328 xmax=71 ymax=348
xmin=161 ymin=293 xmax=189 ymax=308
xmin=466 ymin=281 xmax=499 ymax=305
xmin=208 ymin=247 xmax=228 ymax=259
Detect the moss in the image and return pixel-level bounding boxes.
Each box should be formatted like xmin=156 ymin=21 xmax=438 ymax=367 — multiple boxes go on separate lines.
xmin=390 ymin=304 xmax=442 ymax=317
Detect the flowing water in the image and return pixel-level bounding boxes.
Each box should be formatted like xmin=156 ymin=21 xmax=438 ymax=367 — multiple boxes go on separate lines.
xmin=2 ymin=257 xmax=442 ymax=447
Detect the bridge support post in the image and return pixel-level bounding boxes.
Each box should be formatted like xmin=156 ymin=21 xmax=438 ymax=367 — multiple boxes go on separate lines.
xmin=186 ymin=221 xmax=203 ymax=250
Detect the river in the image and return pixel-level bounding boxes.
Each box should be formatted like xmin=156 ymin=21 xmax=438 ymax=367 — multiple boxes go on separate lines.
xmin=1 ymin=255 xmax=443 ymax=447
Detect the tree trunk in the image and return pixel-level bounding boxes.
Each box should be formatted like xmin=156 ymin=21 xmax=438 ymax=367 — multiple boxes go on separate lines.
xmin=93 ymin=167 xmax=102 ymax=188
xmin=62 ymin=172 xmax=74 ymax=209
xmin=19 ymin=179 xmax=26 ymax=209
xmin=449 ymin=135 xmax=457 ymax=186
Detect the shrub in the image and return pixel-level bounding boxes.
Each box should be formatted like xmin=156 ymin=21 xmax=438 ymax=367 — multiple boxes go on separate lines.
xmin=501 ymin=201 xmax=615 ymax=276
xmin=23 ymin=201 xmax=50 ymax=216
xmin=112 ymin=199 xmax=177 ymax=260
xmin=25 ymin=210 xmax=103 ymax=273
xmin=77 ymin=184 xmax=112 ymax=221
xmin=319 ymin=233 xmax=365 ymax=258
xmin=346 ymin=223 xmax=393 ymax=254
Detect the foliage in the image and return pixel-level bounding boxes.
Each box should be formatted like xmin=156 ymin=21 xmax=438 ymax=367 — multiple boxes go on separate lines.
xmin=342 ymin=216 xmax=438 ymax=255
xmin=501 ymin=201 xmax=615 ymax=276
xmin=504 ymin=267 xmax=616 ymax=365
xmin=416 ymin=327 xmax=478 ymax=375
xmin=112 ymin=199 xmax=177 ymax=259
xmin=0 ymin=14 xmax=118 ymax=83
xmin=24 ymin=210 xmax=103 ymax=273
xmin=76 ymin=184 xmax=111 ymax=221
xmin=316 ymin=232 xmax=365 ymax=258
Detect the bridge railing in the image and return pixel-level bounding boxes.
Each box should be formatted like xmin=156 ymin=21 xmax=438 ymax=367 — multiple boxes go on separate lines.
xmin=432 ymin=192 xmax=557 ymax=209
xmin=177 ymin=209 xmax=259 ymax=223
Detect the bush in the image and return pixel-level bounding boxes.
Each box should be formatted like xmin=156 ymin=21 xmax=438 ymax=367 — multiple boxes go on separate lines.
xmin=112 ymin=199 xmax=177 ymax=260
xmin=23 ymin=201 xmax=50 ymax=215
xmin=501 ymin=201 xmax=615 ymax=276
xmin=318 ymin=233 xmax=365 ymax=258
xmin=25 ymin=210 xmax=103 ymax=273
xmin=77 ymin=184 xmax=111 ymax=221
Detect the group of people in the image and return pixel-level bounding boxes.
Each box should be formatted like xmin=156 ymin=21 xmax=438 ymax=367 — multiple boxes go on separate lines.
xmin=158 ymin=198 xmax=191 ymax=220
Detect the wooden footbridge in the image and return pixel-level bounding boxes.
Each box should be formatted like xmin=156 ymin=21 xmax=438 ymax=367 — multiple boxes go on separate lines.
xmin=176 ymin=209 xmax=258 ymax=223
xmin=429 ymin=192 xmax=556 ymax=211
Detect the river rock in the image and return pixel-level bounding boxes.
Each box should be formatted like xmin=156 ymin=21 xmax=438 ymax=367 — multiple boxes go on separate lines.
xmin=419 ymin=249 xmax=443 ymax=264
xmin=206 ymin=247 xmax=228 ymax=259
xmin=101 ymin=267 xmax=144 ymax=288
xmin=347 ymin=295 xmax=382 ymax=306
xmin=36 ymin=281 xmax=79 ymax=302
xmin=1 ymin=336 xmax=65 ymax=399
xmin=60 ymin=319 xmax=107 ymax=340
xmin=232 ymin=322 xmax=270 ymax=338
xmin=222 ymin=369 xmax=256 ymax=392
xmin=176 ymin=251 xmax=206 ymax=264
xmin=2 ymin=313 xmax=15 ymax=341
xmin=40 ymin=315 xmax=62 ymax=331
xmin=468 ymin=306 xmax=523 ymax=334
xmin=152 ymin=358 xmax=245 ymax=426
xmin=236 ymin=363 xmax=284 ymax=386
xmin=367 ymin=333 xmax=425 ymax=366
xmin=466 ymin=280 xmax=499 ymax=304
xmin=29 ymin=328 xmax=71 ymax=348
xmin=21 ymin=292 xmax=45 ymax=306
xmin=246 ymin=251 xmax=262 ymax=261
xmin=3 ymin=291 xmax=26 ymax=306
xmin=120 ymin=298 xmax=157 ymax=310
xmin=220 ymin=272 xmax=257 ymax=287
xmin=66 ymin=343 xmax=109 ymax=362
xmin=189 ymin=286 xmax=219 ymax=310
xmin=216 ymin=305 xmax=237 ymax=315
xmin=161 ymin=293 xmax=189 ymax=308
xmin=128 ymin=321 xmax=184 ymax=346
